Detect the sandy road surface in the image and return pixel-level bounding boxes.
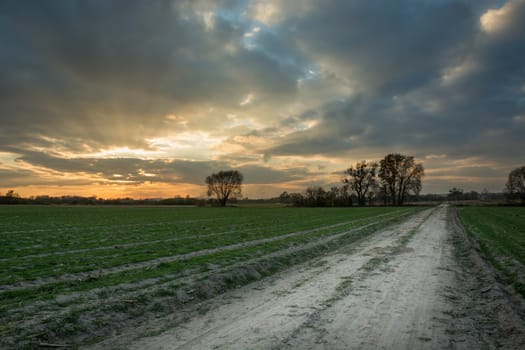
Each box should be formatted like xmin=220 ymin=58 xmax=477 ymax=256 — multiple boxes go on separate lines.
xmin=91 ymin=204 xmax=525 ymax=350
xmin=95 ymin=205 xmax=468 ymax=350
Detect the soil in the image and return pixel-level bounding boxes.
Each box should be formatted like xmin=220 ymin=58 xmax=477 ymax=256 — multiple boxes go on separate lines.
xmin=86 ymin=205 xmax=525 ymax=350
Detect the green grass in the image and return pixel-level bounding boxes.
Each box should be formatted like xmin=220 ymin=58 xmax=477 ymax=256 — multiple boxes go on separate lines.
xmin=458 ymin=206 xmax=525 ymax=296
xmin=0 ymin=206 xmax=410 ymax=283
xmin=0 ymin=205 xmax=421 ymax=348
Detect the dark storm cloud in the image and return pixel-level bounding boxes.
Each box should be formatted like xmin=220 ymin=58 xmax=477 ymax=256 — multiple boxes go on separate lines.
xmin=14 ymin=151 xmax=307 ymax=186
xmin=285 ymin=0 xmax=487 ymax=93
xmin=0 ymin=0 xmax=301 ymax=151
xmin=0 ymin=168 xmax=92 ymax=187
xmin=237 ymin=164 xmax=307 ymax=184
xmin=0 ymin=169 xmax=33 ymax=188
xmin=263 ymin=0 xmax=525 ymax=167
xmin=1 ymin=0 xmax=524 ymax=194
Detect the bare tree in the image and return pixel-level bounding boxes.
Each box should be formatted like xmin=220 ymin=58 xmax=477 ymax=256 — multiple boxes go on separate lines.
xmin=279 ymin=191 xmax=291 ymax=204
xmin=367 ymin=181 xmax=380 ymax=204
xmin=448 ymin=187 xmax=463 ymax=202
xmin=505 ymin=166 xmax=525 ymax=205
xmin=5 ymin=190 xmax=19 ymax=198
xmin=205 ymin=170 xmax=243 ymax=206
xmin=343 ymin=161 xmax=378 ymax=206
xmin=379 ymin=153 xmax=424 ymax=206
xmin=305 ymin=186 xmax=326 ymax=207
xmin=324 ymin=187 xmax=336 ymax=207
xmin=340 ymin=183 xmax=353 ymax=206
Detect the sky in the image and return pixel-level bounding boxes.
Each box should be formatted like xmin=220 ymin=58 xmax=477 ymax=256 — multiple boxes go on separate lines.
xmin=0 ymin=0 xmax=524 ymax=199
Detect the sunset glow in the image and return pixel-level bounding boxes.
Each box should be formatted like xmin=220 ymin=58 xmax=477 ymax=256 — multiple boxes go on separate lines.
xmin=1 ymin=0 xmax=524 ymax=198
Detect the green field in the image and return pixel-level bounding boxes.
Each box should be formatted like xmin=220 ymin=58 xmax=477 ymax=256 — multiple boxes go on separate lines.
xmin=458 ymin=206 xmax=525 ymax=296
xmin=0 ymin=205 xmax=421 ymax=348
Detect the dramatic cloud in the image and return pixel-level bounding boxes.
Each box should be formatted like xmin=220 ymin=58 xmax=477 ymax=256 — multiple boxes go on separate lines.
xmin=1 ymin=0 xmax=523 ymax=197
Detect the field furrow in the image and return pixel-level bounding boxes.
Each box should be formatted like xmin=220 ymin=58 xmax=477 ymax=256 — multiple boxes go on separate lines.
xmin=1 ymin=209 xmax=407 ymax=292
xmin=0 ymin=205 xmax=421 ymax=348
xmin=458 ymin=206 xmax=525 ymax=297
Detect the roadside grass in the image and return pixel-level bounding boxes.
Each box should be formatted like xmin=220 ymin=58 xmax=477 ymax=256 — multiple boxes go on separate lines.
xmin=458 ymin=206 xmax=525 ymax=297
xmin=0 ymin=205 xmax=422 ymax=348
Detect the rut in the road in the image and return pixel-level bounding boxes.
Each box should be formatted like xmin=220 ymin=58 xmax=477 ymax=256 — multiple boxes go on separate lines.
xmin=87 ymin=205 xmax=525 ymax=350
xmin=279 ymin=204 xmax=460 ymax=349
xmin=90 ymin=206 xmax=462 ymax=350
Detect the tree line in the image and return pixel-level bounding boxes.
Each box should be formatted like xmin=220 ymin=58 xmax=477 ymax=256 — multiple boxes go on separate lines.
xmin=0 ymin=192 xmax=203 ymax=206
xmin=446 ymin=166 xmax=525 ymax=205
xmin=200 ymin=162 xmax=520 ymax=207
xmin=2 ymin=160 xmax=523 ymax=207
xmin=505 ymin=166 xmax=525 ymax=205
xmin=203 ymin=154 xmax=425 ymax=207
xmin=277 ymin=153 xmax=424 ymax=207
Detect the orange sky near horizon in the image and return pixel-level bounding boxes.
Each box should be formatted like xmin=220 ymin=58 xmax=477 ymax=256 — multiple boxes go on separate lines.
xmin=1 ymin=1 xmax=523 ymax=198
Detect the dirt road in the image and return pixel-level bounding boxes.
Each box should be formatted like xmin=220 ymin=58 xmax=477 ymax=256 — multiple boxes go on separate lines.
xmin=92 ymin=205 xmax=525 ymax=349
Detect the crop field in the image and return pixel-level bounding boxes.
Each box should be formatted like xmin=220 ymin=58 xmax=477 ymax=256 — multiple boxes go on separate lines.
xmin=458 ymin=206 xmax=525 ymax=296
xmin=0 ymin=205 xmax=421 ymax=348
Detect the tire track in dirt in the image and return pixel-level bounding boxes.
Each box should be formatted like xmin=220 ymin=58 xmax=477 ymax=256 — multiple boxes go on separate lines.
xmin=281 ymin=204 xmax=457 ymax=349
xmin=88 ymin=207 xmax=439 ymax=349
xmin=63 ymin=205 xmax=525 ymax=350
xmin=447 ymin=208 xmax=525 ymax=349
xmin=2 ymin=210 xmax=417 ymax=337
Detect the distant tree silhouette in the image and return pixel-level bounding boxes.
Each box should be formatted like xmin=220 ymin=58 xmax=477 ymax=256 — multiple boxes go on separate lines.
xmin=205 ymin=170 xmax=243 ymax=206
xmin=279 ymin=185 xmax=355 ymax=207
xmin=279 ymin=191 xmax=291 ymax=204
xmin=448 ymin=187 xmax=464 ymax=202
xmin=379 ymin=153 xmax=424 ymax=206
xmin=5 ymin=190 xmax=19 ymax=198
xmin=505 ymin=166 xmax=525 ymax=205
xmin=305 ymin=186 xmax=326 ymax=207
xmin=343 ymin=161 xmax=378 ymax=206
xmin=280 ymin=154 xmax=425 ymax=207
